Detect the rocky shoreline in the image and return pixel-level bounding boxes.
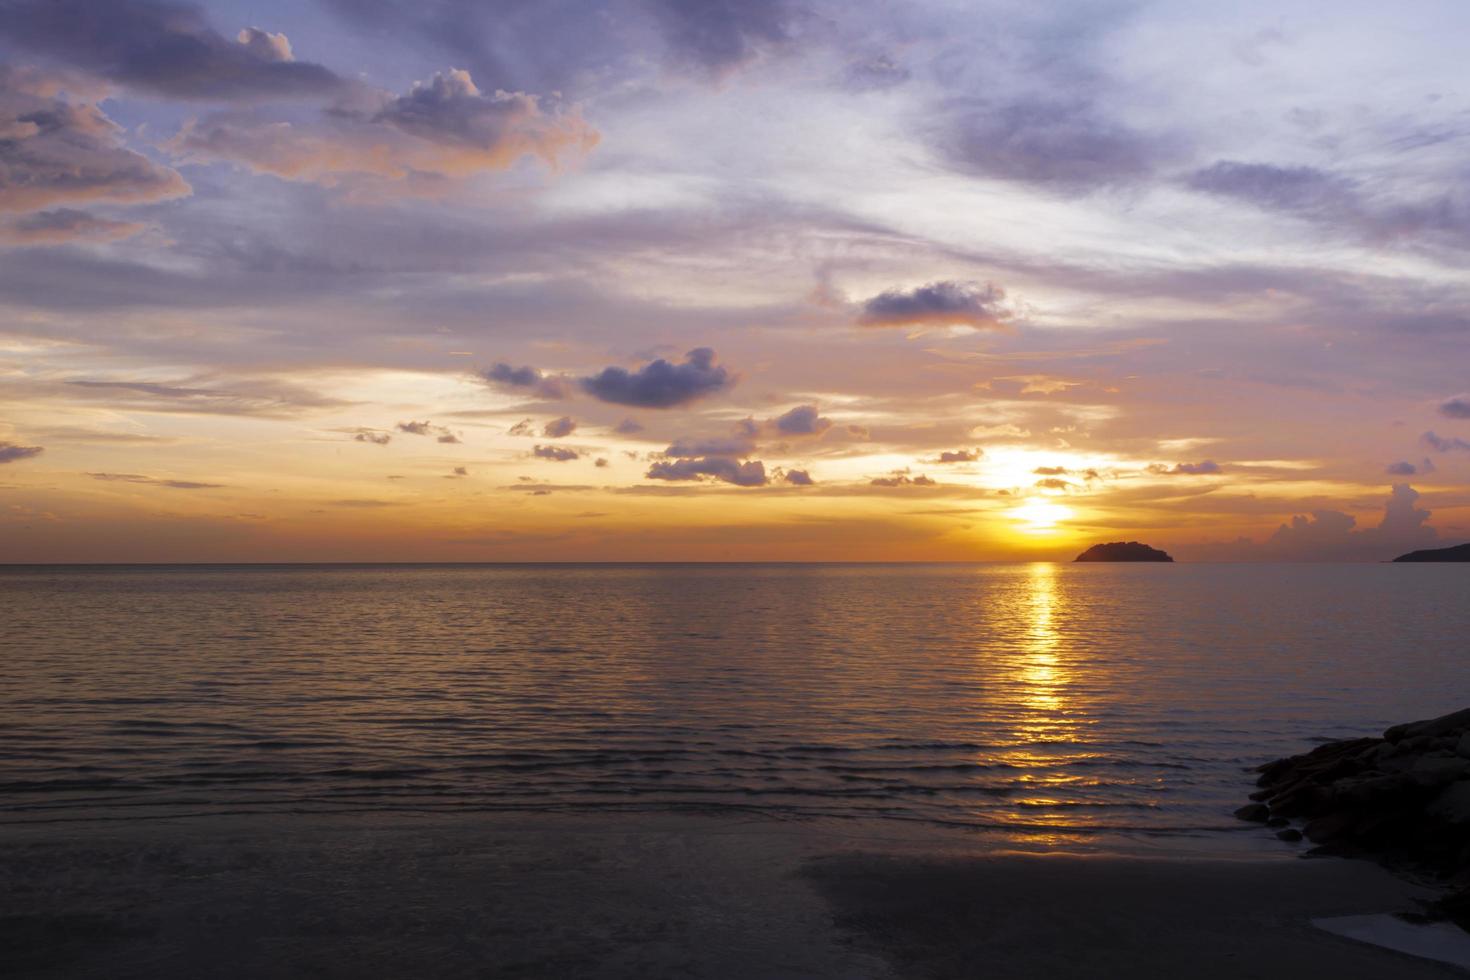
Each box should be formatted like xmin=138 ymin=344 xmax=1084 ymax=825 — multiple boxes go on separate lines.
xmin=1241 ymin=707 xmax=1470 ymax=930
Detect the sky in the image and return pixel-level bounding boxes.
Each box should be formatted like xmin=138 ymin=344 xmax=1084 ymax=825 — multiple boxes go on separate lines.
xmin=2 ymin=0 xmax=1469 ymax=562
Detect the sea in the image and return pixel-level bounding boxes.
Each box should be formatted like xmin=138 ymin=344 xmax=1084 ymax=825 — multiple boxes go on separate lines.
xmin=3 ymin=562 xmax=1466 ymax=852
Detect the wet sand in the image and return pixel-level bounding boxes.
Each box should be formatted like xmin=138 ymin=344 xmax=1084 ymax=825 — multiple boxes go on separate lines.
xmin=0 ymin=813 xmax=1461 ymax=979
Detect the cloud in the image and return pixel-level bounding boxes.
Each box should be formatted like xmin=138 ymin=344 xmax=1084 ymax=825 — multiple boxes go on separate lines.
xmin=1195 ymin=485 xmax=1438 ymax=562
xmin=0 ymin=208 xmax=144 ymax=245
xmin=580 ymin=347 xmax=733 ymax=408
xmin=479 ymin=363 xmax=569 ymax=399
xmin=614 ymin=418 xmax=644 ymax=434
xmin=168 ymin=69 xmax=598 ymax=185
xmin=533 ymin=444 xmax=581 ymax=461
xmin=940 ymin=99 xmax=1159 ymax=191
xmin=63 ymin=377 xmax=347 ymax=417
xmin=1187 ymin=160 xmax=1470 ymax=250
xmin=1385 ymin=461 xmax=1418 ymax=476
xmin=396 ymin=420 xmax=460 ymax=443
xmin=1187 ymin=161 xmax=1356 ymax=216
xmin=665 ymin=436 xmax=756 ymax=458
xmin=858 ymin=281 xmax=1009 ymax=330
xmin=319 ymin=0 xmax=798 ymax=93
xmin=646 ymin=455 xmax=768 ymax=486
xmin=772 ymin=404 xmax=831 ymax=436
xmin=353 ymin=429 xmax=391 ymax=445
xmin=870 ymin=472 xmax=936 ymax=487
xmin=0 ymin=0 xmax=340 ymax=99
xmin=1032 ymin=465 xmax=1066 ymax=475
xmin=447 ymin=466 xmax=468 ymax=478
xmin=1423 ymin=431 xmax=1470 ymax=453
xmin=646 ymin=0 xmax=794 ymax=75
xmin=933 ymin=449 xmax=981 ymax=463
xmin=542 ymin=416 xmax=577 ymax=438
xmin=1150 ymin=460 xmax=1222 ymax=475
xmin=508 ymin=418 xmax=535 ymax=436
xmin=0 ymin=67 xmax=190 ymax=213
xmin=88 ymin=472 xmax=223 ymax=489
xmin=0 ymin=442 xmax=44 ymax=463
xmin=594 ymin=457 xmax=609 ymax=468
xmin=1034 ymin=477 xmax=1072 ymax=490
xmin=1438 ymin=395 xmax=1470 ymax=419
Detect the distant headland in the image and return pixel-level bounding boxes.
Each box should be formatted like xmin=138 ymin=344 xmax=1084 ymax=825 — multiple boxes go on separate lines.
xmin=1074 ymin=542 xmax=1173 ymax=562
xmin=1392 ymin=542 xmax=1470 ymax=562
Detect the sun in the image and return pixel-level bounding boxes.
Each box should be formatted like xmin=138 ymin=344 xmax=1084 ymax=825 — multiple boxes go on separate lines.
xmin=1012 ymin=498 xmax=1073 ymax=534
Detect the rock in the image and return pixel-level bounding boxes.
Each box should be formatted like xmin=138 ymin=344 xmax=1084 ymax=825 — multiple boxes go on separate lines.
xmin=1275 ymin=828 xmax=1303 ymax=842
xmin=1234 ymin=803 xmax=1270 ymax=823
xmin=1409 ymin=756 xmax=1470 ymax=788
xmin=1073 ymin=541 xmax=1173 ymax=562
xmin=1427 ymin=782 xmax=1470 ymax=825
xmin=1392 ymin=542 xmax=1470 ymax=563
xmin=1267 ymin=817 xmax=1288 ymax=828
xmin=1457 ymin=733 xmax=1470 ymax=760
xmin=1385 ymin=707 xmax=1470 ymax=742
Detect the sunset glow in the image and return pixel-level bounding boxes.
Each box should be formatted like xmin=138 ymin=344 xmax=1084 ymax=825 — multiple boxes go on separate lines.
xmin=1 ymin=1 xmax=1467 ymax=563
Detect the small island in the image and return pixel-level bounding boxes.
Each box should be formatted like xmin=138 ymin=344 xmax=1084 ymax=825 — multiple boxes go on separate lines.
xmin=1393 ymin=542 xmax=1470 ymax=562
xmin=1073 ymin=541 xmax=1173 ymax=562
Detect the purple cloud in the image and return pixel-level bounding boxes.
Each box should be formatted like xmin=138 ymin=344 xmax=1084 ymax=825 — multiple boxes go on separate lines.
xmin=533 ymin=444 xmax=581 ymax=461
xmin=859 ymin=281 xmax=1009 ymax=329
xmin=773 ymin=404 xmax=831 ymax=436
xmin=646 ymin=455 xmax=768 ymax=486
xmin=580 ymin=348 xmax=732 ymax=408
xmin=542 ymin=416 xmax=577 ymax=438
xmin=0 ymin=0 xmax=341 ymax=99
xmin=0 ymin=441 xmax=44 ymax=463
xmin=1438 ymin=395 xmax=1470 ymax=419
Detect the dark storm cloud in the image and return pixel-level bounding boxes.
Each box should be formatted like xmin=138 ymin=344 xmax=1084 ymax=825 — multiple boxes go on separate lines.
xmin=645 ymin=455 xmax=768 ymax=486
xmin=478 ymin=363 xmax=569 ymax=400
xmin=533 ymin=444 xmax=581 ymax=461
xmin=0 ymin=441 xmax=43 ymax=463
xmin=542 ymin=416 xmax=577 ymax=439
xmin=772 ymin=404 xmax=831 ymax=436
xmin=580 ymin=348 xmax=732 ymax=408
xmin=1438 ymin=395 xmax=1470 ymax=419
xmin=859 ymin=281 xmax=1009 ymax=329
xmin=0 ymin=209 xmax=143 ymax=245
xmin=939 ymin=99 xmax=1160 ymax=191
xmin=88 ymin=472 xmax=224 ymax=489
xmin=0 ymin=0 xmax=340 ymax=99
xmin=0 ymin=67 xmax=190 ymax=213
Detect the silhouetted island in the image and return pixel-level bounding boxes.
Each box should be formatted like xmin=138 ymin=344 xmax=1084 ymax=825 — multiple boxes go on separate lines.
xmin=1392 ymin=542 xmax=1470 ymax=562
xmin=1074 ymin=541 xmax=1173 ymax=562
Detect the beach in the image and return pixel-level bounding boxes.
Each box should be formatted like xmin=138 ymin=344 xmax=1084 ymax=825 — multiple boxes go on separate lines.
xmin=2 ymin=811 xmax=1462 ymax=979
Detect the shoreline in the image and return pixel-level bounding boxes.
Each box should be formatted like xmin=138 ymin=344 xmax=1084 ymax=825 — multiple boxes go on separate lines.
xmin=3 ymin=811 xmax=1464 ymax=979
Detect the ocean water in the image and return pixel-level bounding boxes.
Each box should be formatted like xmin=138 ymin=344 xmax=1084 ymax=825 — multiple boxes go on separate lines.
xmin=2 ymin=563 xmax=1466 ymax=849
